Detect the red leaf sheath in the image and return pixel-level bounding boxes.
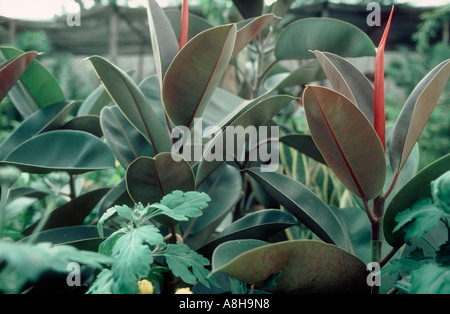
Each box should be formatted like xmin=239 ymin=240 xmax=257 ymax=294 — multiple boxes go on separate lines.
xmin=374 ymin=6 xmax=394 ymax=151
xmin=179 ymin=0 xmax=189 ymax=50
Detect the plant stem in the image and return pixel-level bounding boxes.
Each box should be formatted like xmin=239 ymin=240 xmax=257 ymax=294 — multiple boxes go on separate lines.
xmin=27 ymin=193 xmax=58 ymax=244
xmin=0 ymin=184 xmax=10 ymax=239
xmin=370 ymin=196 xmax=386 ymax=294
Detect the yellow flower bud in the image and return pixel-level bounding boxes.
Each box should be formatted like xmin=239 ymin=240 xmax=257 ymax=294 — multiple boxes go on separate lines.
xmin=175 ymin=287 xmax=193 ymax=294
xmin=138 ymin=280 xmax=154 ymax=294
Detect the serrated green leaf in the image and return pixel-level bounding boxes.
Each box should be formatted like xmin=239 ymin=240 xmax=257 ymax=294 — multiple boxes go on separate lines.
xmin=393 ymin=198 xmax=445 ymax=243
xmin=155 ymin=191 xmax=211 ymax=222
xmin=156 ymin=243 xmax=217 ymax=288
xmin=431 ymin=171 xmax=450 ymax=214
xmin=410 ymin=263 xmax=450 ymax=294
xmin=87 ymin=269 xmax=115 ymax=294
xmin=110 ymin=225 xmax=163 ymax=294
xmin=98 ymin=207 xmax=120 ymax=238
xmin=436 ymin=241 xmax=450 ymax=266
xmin=0 ymin=240 xmax=112 ymax=294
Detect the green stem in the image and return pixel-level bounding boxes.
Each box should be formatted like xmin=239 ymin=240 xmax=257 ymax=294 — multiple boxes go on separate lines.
xmin=0 ymin=184 xmax=10 ymax=239
xmin=27 ymin=193 xmax=58 ymax=244
xmin=370 ymin=196 xmax=385 ymax=294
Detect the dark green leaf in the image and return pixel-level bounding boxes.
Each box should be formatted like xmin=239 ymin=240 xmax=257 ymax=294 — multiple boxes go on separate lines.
xmin=389 ymin=59 xmax=450 ymax=174
xmin=232 ymin=0 xmax=264 ymax=19
xmin=100 ymin=106 xmax=155 ymax=168
xmin=1 ymin=130 xmax=116 ymax=174
xmin=275 ymin=18 xmax=376 ymax=60
xmin=146 ymin=0 xmax=179 ymax=87
xmin=198 ymin=209 xmax=296 ymax=259
xmin=61 ymin=115 xmax=103 ymax=138
xmin=196 ymin=95 xmax=294 ymax=186
xmin=162 ymin=24 xmax=237 ymax=128
xmin=88 ymin=55 xmax=172 ymax=154
xmin=245 ymin=168 xmax=348 ymax=249
xmin=77 ymin=84 xmax=111 ymax=116
xmin=313 ymin=50 xmax=374 ymax=124
xmin=232 ymin=14 xmax=277 ymax=59
xmin=182 ymin=164 xmax=242 ymax=250
xmin=0 ymin=102 xmax=76 ymax=160
xmin=126 ymin=153 xmax=196 ymax=206
xmin=280 ymin=134 xmax=326 ymax=165
xmin=210 ymin=240 xmax=369 ymax=294
xmin=23 ymin=188 xmax=110 ymax=236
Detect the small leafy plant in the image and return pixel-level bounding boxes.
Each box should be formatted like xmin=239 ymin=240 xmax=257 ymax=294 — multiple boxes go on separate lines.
xmin=88 ymin=190 xmax=218 ymax=294
xmin=383 ymin=170 xmax=450 ymax=294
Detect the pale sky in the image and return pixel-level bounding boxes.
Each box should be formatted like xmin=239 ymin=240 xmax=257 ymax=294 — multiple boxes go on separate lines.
xmin=0 ymin=0 xmax=448 ymax=20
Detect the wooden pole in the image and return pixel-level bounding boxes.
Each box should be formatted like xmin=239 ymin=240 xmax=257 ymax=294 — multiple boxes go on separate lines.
xmin=9 ymin=19 xmax=17 ymax=43
xmin=109 ymin=8 xmax=119 ymax=63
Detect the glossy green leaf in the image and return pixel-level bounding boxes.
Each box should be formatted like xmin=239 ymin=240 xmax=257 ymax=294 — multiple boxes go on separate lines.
xmin=196 ymin=95 xmax=294 ymax=186
xmin=279 ymin=134 xmax=326 ymax=165
xmin=303 ymin=85 xmax=386 ymax=200
xmin=384 ymin=126 xmax=419 ymax=209
xmin=77 ymin=84 xmax=111 ymax=116
xmin=275 ymin=18 xmax=376 ymax=60
xmin=61 ymin=115 xmax=103 ymax=138
xmin=20 ymin=225 xmax=114 ymax=251
xmin=146 ymin=0 xmax=179 ymax=87
xmin=232 ymin=14 xmax=277 ymax=59
xmin=139 ymin=75 xmax=168 ymax=132
xmin=272 ymin=0 xmax=295 ymax=18
xmin=245 ymin=168 xmax=347 ymax=249
xmin=88 ymin=55 xmax=172 ymax=155
xmin=1 ymin=130 xmax=116 ymax=174
xmin=384 ymin=154 xmax=450 ymax=248
xmin=201 ymin=88 xmax=245 ymax=128
xmin=211 ymin=240 xmax=370 ymax=294
xmin=100 ymin=106 xmax=155 ymax=168
xmin=198 ymin=209 xmax=296 ymax=259
xmin=270 ymin=60 xmax=327 ymax=90
xmin=0 ymin=47 xmax=66 ymax=117
xmin=389 ymin=59 xmax=450 ymax=174
xmin=23 ymin=188 xmax=110 ymax=236
xmin=232 ymin=0 xmax=264 ymax=19
xmin=313 ymin=51 xmax=374 ymax=124
xmin=162 ymin=24 xmax=237 ymax=128
xmin=182 ymin=164 xmax=242 ymax=250
xmin=126 ymin=153 xmax=196 ymax=206
xmin=0 ymin=101 xmax=76 ymax=160
xmin=0 ymin=51 xmax=38 ymax=103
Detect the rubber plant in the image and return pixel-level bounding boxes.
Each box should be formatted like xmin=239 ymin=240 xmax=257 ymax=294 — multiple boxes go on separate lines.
xmin=212 ymin=7 xmax=450 ymax=294
xmin=2 ymin=0 xmax=447 ymax=295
